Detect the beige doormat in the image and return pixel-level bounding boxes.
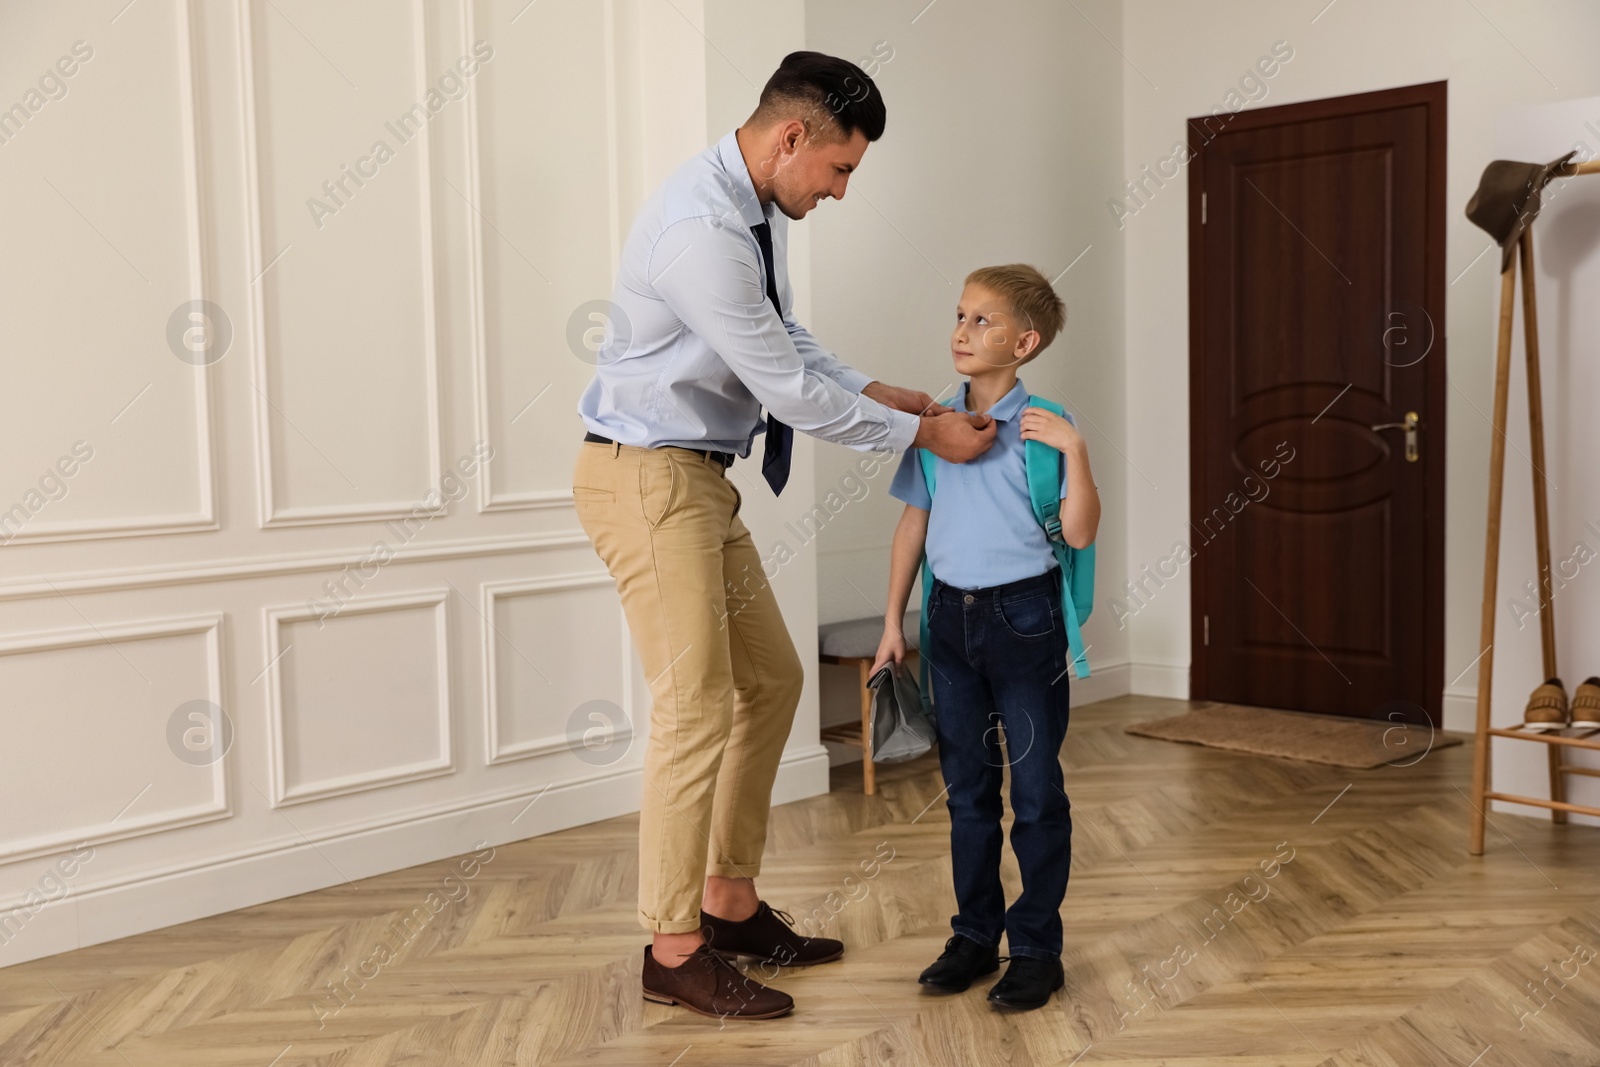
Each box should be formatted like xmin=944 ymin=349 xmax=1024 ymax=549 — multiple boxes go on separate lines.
xmin=1124 ymin=704 xmax=1463 ymax=769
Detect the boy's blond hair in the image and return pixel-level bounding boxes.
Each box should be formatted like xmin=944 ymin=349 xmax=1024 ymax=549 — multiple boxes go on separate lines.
xmin=965 ymin=264 xmax=1066 ymax=357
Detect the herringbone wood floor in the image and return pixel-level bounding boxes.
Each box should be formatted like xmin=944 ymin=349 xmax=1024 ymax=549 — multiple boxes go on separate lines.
xmin=4 ymin=695 xmax=1599 ymax=1066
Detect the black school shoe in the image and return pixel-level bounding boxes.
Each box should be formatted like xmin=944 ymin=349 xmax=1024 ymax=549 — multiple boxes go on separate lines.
xmin=918 ymin=934 xmax=1000 ymax=992
xmin=987 ymin=955 xmax=1065 ymax=1010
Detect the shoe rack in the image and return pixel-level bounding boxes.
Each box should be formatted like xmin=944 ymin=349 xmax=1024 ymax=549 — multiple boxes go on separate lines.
xmin=1469 ymin=158 xmax=1600 ymax=853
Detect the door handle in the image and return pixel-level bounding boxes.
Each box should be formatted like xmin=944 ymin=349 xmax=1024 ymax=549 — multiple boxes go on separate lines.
xmin=1370 ymin=411 xmax=1420 ymax=462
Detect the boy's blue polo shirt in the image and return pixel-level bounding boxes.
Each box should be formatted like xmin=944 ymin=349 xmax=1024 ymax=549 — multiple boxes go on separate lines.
xmin=888 ymin=377 xmax=1072 ymax=591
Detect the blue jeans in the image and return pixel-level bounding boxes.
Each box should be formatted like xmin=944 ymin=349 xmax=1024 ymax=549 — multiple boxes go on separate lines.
xmin=926 ymin=567 xmax=1072 ymax=960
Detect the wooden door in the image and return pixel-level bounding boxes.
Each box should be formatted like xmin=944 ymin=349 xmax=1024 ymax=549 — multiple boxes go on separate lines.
xmin=1187 ymin=81 xmax=1447 ymax=724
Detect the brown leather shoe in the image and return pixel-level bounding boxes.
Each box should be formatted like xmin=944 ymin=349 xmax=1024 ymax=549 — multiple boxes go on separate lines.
xmin=1524 ymin=677 xmax=1569 ymax=732
xmin=1572 ymin=677 xmax=1600 ymax=729
xmin=641 ymin=944 xmax=794 ymax=1020
xmin=701 ymin=901 xmax=844 ymax=966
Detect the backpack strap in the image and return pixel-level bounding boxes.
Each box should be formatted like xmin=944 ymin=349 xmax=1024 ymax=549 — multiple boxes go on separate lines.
xmin=916 ymin=447 xmax=939 ymax=710
xmin=1024 ymin=396 xmax=1091 ymax=679
xmin=1023 ymin=396 xmax=1067 ymax=542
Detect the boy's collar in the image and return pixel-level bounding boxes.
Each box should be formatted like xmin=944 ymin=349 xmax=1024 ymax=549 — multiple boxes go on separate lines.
xmin=953 ymin=377 xmax=1029 ymax=422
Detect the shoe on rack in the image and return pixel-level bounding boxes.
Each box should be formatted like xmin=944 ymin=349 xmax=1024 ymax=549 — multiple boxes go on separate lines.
xmin=917 ymin=934 xmax=999 ymax=993
xmin=1523 ymin=677 xmax=1569 ymax=732
xmin=987 ymin=955 xmax=1065 ymax=1010
xmin=641 ymin=944 xmax=794 ymax=1020
xmin=1571 ymin=677 xmax=1600 ymax=730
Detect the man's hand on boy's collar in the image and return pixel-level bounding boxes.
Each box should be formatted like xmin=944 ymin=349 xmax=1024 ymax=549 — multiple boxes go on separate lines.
xmin=862 ymin=381 xmax=952 ymax=417
xmin=911 ymin=409 xmax=996 ymax=463
xmin=1020 ymin=407 xmax=1086 ymax=455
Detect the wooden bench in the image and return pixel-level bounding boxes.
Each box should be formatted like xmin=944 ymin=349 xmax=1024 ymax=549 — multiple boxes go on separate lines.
xmin=817 ymin=610 xmax=919 ymax=795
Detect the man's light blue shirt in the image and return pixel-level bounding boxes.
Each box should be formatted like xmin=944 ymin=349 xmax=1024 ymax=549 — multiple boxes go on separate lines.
xmin=889 ymin=378 xmax=1072 ymax=590
xmin=577 ymin=129 xmax=920 ymax=457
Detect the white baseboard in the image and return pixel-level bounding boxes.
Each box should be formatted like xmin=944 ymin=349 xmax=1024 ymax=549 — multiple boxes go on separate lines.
xmin=1071 ymin=659 xmax=1133 ymax=707
xmin=1130 ymin=660 xmax=1190 ymax=699
xmin=0 ymin=746 xmax=832 ymax=970
xmin=1443 ymin=685 xmax=1476 ymax=733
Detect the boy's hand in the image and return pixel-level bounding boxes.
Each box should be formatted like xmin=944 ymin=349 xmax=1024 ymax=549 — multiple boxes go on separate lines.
xmin=1020 ymin=408 xmax=1085 ymax=454
xmin=912 ymin=409 xmax=996 ymax=463
xmin=871 ymin=624 xmax=908 ymax=676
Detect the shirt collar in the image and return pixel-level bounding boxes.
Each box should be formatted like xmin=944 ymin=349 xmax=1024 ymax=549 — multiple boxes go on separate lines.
xmin=714 ymin=128 xmax=770 ymax=229
xmin=952 ymin=378 xmax=1030 ymax=422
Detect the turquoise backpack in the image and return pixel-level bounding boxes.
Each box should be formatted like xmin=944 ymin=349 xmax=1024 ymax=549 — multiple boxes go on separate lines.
xmin=917 ymin=394 xmax=1095 ymax=698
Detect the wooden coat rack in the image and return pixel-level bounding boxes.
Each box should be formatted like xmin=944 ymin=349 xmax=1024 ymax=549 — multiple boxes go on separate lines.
xmin=1469 ymin=157 xmax=1600 ymax=854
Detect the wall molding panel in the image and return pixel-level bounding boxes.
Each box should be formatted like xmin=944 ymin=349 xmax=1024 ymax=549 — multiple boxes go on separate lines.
xmin=0 ymin=613 xmax=228 ymax=866
xmin=479 ymin=572 xmax=623 ymax=766
xmin=3 ymin=0 xmax=219 ymax=546
xmin=264 ymin=590 xmax=453 ymax=806
xmin=237 ymin=0 xmax=444 ymax=529
xmin=464 ymin=0 xmax=621 ymax=513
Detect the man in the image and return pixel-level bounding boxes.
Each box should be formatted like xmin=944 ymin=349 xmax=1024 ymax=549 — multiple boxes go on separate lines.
xmin=573 ymin=50 xmax=995 ymax=1020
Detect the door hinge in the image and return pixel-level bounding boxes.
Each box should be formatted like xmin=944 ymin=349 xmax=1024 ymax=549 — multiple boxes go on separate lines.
xmin=1201 ymin=192 xmax=1207 ymax=225
xmin=1203 ymin=615 xmax=1210 ymax=646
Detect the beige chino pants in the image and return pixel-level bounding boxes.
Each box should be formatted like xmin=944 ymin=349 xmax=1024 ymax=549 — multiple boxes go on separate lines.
xmin=572 ymin=440 xmax=804 ymax=933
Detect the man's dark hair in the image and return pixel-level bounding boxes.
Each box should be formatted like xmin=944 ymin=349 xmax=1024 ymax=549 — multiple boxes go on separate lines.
xmin=750 ymin=51 xmax=886 ymax=143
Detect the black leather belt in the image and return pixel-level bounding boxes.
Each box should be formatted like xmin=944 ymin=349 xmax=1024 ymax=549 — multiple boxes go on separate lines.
xmin=583 ymin=431 xmax=735 ymax=468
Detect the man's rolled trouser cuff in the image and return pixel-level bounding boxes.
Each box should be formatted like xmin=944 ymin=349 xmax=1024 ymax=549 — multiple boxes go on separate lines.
xmin=642 ymin=913 xmax=707 ymax=935
xmin=706 ymin=860 xmax=761 ymax=879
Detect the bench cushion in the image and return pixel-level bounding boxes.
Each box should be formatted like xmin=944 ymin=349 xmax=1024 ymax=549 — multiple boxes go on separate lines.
xmin=819 ymin=610 xmax=919 ymax=660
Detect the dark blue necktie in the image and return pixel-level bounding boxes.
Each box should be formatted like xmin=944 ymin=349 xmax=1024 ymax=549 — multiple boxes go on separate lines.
xmin=750 ymin=220 xmax=792 ymax=495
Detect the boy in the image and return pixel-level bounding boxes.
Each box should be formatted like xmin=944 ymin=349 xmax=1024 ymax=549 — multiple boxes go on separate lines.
xmin=872 ymin=264 xmax=1099 ymax=1010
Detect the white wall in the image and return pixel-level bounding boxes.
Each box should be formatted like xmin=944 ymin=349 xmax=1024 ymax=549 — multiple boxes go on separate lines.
xmin=0 ymin=0 xmax=832 ymax=968
xmin=803 ymin=0 xmax=1131 ymax=717
xmin=1486 ymin=95 xmax=1600 ymax=825
xmin=1121 ymin=0 xmax=1600 ymax=726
